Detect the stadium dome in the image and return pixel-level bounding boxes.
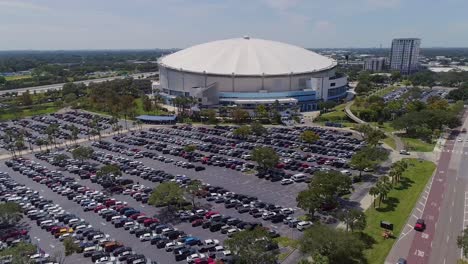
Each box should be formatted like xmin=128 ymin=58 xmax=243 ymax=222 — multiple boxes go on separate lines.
xmin=158 ymin=36 xmax=336 ymax=76
xmin=156 ymin=37 xmax=348 ymax=111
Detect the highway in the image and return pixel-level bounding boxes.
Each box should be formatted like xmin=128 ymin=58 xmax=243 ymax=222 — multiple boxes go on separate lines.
xmin=0 ymin=72 xmax=158 ymax=95
xmin=386 ymin=112 xmax=468 ymax=264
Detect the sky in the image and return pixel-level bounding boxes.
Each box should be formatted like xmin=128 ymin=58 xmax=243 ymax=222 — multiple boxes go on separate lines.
xmin=0 ymin=0 xmax=467 ymax=50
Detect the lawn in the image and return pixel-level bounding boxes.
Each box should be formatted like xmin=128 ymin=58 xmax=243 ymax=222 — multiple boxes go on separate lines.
xmin=134 ymin=98 xmax=169 ymax=116
xmin=363 ymin=159 xmax=436 ymax=264
xmin=0 ymin=103 xmax=61 ymax=121
xmin=4 ymin=75 xmax=32 ymax=81
xmin=316 ymin=103 xmax=356 ymax=127
xmin=401 ymin=137 xmax=435 ymax=152
xmin=370 ymin=122 xmax=396 ymax=133
xmin=369 ymin=86 xmax=399 ymax=97
xmin=382 ymin=137 xmax=397 ymax=150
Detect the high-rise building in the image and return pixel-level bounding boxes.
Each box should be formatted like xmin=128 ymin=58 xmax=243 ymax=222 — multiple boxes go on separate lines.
xmin=364 ymin=57 xmax=386 ymax=72
xmin=389 ymin=38 xmax=421 ymax=74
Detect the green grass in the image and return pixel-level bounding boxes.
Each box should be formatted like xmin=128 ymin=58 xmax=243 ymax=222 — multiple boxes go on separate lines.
xmin=4 ymin=75 xmax=32 ymax=81
xmin=134 ymin=98 xmax=169 ymax=116
xmin=370 ymin=122 xmax=396 ymax=133
xmin=0 ymin=103 xmax=61 ymax=121
xmin=369 ymin=86 xmax=399 ymax=97
xmin=273 ymin=237 xmax=300 ymax=249
xmin=401 ymin=137 xmax=435 ymax=152
xmin=363 ymin=159 xmax=436 ymax=264
xmin=382 ymin=137 xmax=397 ymax=150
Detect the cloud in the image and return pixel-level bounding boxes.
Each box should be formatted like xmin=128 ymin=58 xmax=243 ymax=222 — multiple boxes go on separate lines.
xmin=366 ymin=0 xmax=400 ymax=9
xmin=0 ymin=0 xmax=50 ymax=11
xmin=261 ymin=0 xmax=303 ymax=11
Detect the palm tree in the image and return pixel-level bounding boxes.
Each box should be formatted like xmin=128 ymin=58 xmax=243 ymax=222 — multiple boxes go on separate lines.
xmin=369 ymin=186 xmax=379 ymax=208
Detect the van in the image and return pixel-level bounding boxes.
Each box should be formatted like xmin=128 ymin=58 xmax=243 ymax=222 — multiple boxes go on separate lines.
xmin=292 ymin=173 xmax=306 ymax=182
xmin=340 ymin=170 xmax=351 ymax=176
xmin=297 ymin=221 xmax=312 ymax=231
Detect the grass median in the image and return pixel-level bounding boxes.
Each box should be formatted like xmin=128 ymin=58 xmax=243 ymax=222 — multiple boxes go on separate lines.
xmin=363 ymin=158 xmax=436 ymax=264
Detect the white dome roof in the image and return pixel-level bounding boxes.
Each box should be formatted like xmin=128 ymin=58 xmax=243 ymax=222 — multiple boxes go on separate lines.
xmin=158 ymin=37 xmax=336 ymax=76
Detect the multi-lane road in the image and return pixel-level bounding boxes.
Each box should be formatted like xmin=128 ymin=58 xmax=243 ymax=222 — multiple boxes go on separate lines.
xmin=387 ymin=112 xmax=468 ymax=264
xmin=0 ymin=72 xmax=158 ymax=95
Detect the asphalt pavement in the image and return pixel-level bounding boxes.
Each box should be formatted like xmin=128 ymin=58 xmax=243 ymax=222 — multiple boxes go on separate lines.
xmin=386 ymin=112 xmax=468 ymax=264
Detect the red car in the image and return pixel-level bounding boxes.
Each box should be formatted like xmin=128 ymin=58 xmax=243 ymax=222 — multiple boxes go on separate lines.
xmin=143 ymin=218 xmax=159 ymax=227
xmin=105 ymin=199 xmax=116 ymax=207
xmin=191 ymin=219 xmax=204 ymax=227
xmin=130 ymin=213 xmax=145 ymax=220
xmin=205 ymin=211 xmax=220 ymax=219
xmin=414 ymin=219 xmax=426 ymax=231
xmin=94 ymin=205 xmax=106 ymax=213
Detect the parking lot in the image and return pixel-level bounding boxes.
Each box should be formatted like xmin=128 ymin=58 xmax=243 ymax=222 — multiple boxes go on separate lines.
xmin=0 ymin=118 xmax=369 ymax=264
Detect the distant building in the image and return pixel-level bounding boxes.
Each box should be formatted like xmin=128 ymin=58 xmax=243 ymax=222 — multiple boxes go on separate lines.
xmin=363 ymin=57 xmax=386 ymax=72
xmin=389 ymin=38 xmax=421 ymax=75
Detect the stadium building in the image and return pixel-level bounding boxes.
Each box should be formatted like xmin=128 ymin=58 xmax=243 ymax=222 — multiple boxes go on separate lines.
xmin=155 ymin=37 xmax=348 ymax=111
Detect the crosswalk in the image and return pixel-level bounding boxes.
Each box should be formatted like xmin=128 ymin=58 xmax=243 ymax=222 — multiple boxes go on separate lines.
xmin=436 ymin=149 xmax=468 ymax=156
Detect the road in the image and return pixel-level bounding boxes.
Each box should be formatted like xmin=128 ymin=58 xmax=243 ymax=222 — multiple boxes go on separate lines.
xmin=0 ymin=72 xmax=158 ymax=95
xmin=386 ymin=112 xmax=468 ymax=264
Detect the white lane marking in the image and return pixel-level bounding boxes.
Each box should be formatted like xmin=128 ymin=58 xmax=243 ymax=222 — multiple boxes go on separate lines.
xmin=416 ymin=207 xmax=423 ymax=213
xmin=140 ymin=204 xmax=145 ymax=208
xmin=100 ymin=222 xmax=106 ymax=226
xmin=50 ymin=244 xmax=55 ymax=248
xmin=447 ymin=235 xmax=450 ymax=243
xmin=450 ymin=216 xmax=452 ymax=223
xmin=419 ymin=201 xmax=425 ymax=206
xmin=40 ymin=189 xmax=44 ymax=193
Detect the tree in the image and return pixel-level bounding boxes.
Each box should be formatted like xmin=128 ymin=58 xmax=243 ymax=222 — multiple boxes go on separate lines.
xmin=0 ymin=202 xmax=22 ymax=225
xmin=71 ymin=146 xmax=94 ymax=162
xmin=46 ymin=124 xmax=59 ymax=147
xmin=0 ymin=75 xmax=5 ymax=84
xmin=458 ymin=226 xmax=468 ymax=258
xmin=20 ymin=90 xmax=33 ymax=106
xmin=250 ymin=122 xmax=267 ymax=136
xmin=255 ymin=105 xmax=269 ymax=121
xmin=96 ymin=164 xmax=121 ymax=183
xmin=369 ymin=186 xmax=379 ymax=208
xmin=337 ymin=209 xmax=366 ymax=232
xmin=231 ymin=107 xmax=250 ymax=124
xmin=376 ymin=176 xmax=392 ymax=207
xmin=118 ymin=95 xmax=136 ymax=129
xmin=355 ymin=124 xmax=386 ymax=146
xmin=148 ymin=182 xmax=185 ymax=209
xmin=300 ymin=224 xmax=366 ymax=264
xmin=141 ymin=94 xmax=153 ymax=112
xmin=70 ymin=125 xmax=79 ymax=144
xmin=297 ymin=171 xmax=353 ymax=216
xmin=63 ymin=237 xmax=80 ymax=256
xmin=53 ymin=154 xmax=69 ymax=166
xmin=225 ymin=227 xmax=279 ymax=264
xmin=186 ymin=180 xmax=202 ymax=209
xmin=233 ymin=125 xmax=252 ymax=139
xmin=300 ymin=130 xmax=320 ymax=146
xmin=184 ymin=145 xmax=197 ymax=152
xmin=200 ymin=109 xmax=218 ymax=124
xmin=251 ymin=147 xmax=279 ymax=172
xmin=350 ymin=146 xmax=388 ymax=177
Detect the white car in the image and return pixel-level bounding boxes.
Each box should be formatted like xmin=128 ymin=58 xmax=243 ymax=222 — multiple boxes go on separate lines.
xmin=280 ymin=179 xmax=294 ymax=185
xmin=227 ymin=228 xmax=239 ymax=237
xmin=139 ymin=233 xmax=152 ymax=242
xmin=297 ymin=221 xmax=312 ymax=231
xmin=187 ymin=253 xmax=206 ymax=263
xmin=165 ymin=241 xmax=183 ymax=252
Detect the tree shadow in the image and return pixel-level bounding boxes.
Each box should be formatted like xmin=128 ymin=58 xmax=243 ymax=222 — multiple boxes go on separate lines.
xmin=156 ymin=207 xmax=181 ymax=225
xmin=356 ymin=232 xmax=377 ymax=249
xmin=394 ymin=177 xmax=414 ymax=191
xmin=376 ymin=197 xmax=399 ymax=213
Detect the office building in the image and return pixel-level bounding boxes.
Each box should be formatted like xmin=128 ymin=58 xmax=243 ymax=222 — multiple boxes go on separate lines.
xmin=389 ymin=38 xmax=421 ymax=74
xmin=364 ymin=57 xmax=386 ymax=72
